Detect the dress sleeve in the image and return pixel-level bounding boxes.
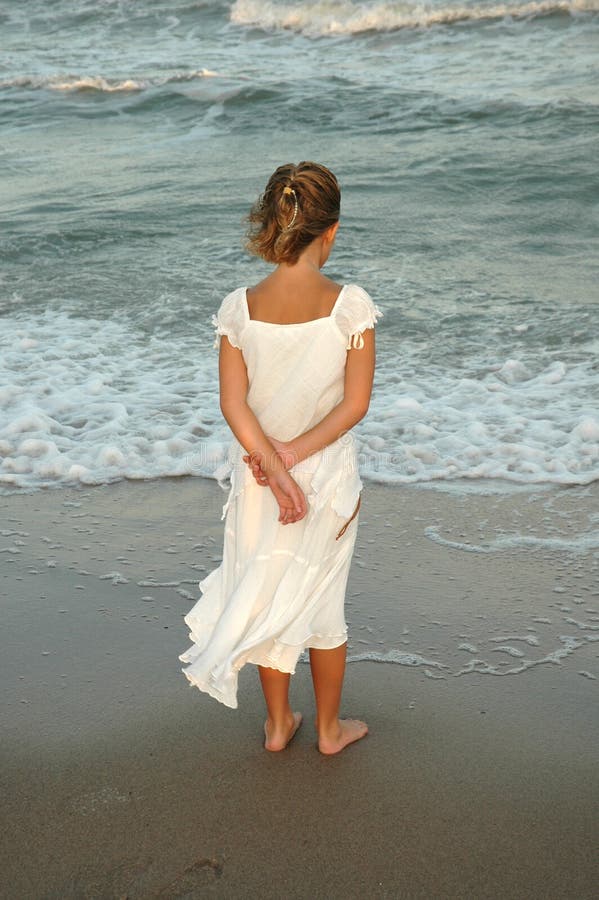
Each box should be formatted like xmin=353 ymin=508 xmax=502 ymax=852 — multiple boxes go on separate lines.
xmin=212 ymin=288 xmax=246 ymax=350
xmin=334 ymin=284 xmax=383 ymax=350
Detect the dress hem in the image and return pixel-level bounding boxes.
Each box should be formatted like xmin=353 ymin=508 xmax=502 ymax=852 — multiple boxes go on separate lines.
xmin=179 ymin=630 xmax=349 ymax=708
xmin=181 ymin=667 xmax=238 ymax=709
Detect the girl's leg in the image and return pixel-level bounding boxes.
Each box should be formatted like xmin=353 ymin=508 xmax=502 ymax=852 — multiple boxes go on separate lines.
xmin=309 ymin=643 xmax=368 ymax=755
xmin=258 ymin=666 xmax=302 ymax=752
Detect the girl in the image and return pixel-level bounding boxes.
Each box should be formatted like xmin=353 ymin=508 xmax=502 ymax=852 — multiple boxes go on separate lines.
xmin=179 ymin=161 xmax=381 ymax=755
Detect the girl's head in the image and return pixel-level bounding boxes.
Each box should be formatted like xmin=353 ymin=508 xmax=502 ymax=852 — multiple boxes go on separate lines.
xmin=246 ymin=161 xmax=340 ymax=265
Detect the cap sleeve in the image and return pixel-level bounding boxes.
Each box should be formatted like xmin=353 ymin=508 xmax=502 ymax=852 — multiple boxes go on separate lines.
xmin=334 ymin=284 xmax=383 ymax=350
xmin=212 ymin=288 xmax=247 ymax=350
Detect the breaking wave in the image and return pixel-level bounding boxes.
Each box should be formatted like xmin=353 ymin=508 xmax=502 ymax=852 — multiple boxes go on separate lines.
xmin=0 ymin=69 xmax=219 ymax=93
xmin=230 ymin=0 xmax=599 ymax=36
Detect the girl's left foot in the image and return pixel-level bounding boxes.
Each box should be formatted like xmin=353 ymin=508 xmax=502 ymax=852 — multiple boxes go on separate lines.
xmin=264 ymin=711 xmax=303 ymax=751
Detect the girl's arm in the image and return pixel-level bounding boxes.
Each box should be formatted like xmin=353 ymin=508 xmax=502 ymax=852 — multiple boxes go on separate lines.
xmin=219 ymin=336 xmax=307 ymax=523
xmin=286 ymin=327 xmax=375 ymax=464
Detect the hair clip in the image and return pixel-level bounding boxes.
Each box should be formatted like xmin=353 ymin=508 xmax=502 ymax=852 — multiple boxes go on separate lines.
xmin=282 ymin=186 xmax=299 ymax=230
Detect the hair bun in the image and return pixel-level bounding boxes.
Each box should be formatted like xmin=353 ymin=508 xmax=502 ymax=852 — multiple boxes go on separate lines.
xmin=246 ymin=162 xmax=340 ymax=265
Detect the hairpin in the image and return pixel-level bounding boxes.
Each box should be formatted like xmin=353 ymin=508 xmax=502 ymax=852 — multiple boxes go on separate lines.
xmin=282 ymin=186 xmax=299 ymax=230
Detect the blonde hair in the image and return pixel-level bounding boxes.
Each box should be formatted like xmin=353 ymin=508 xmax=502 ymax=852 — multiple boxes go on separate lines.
xmin=246 ymin=161 xmax=340 ymax=265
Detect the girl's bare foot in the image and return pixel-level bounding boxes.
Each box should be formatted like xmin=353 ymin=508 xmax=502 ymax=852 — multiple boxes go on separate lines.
xmin=317 ymin=719 xmax=368 ymax=756
xmin=264 ymin=711 xmax=303 ymax=751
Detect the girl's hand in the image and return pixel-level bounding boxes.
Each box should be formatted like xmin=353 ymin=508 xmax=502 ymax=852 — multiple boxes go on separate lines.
xmin=243 ymin=437 xmax=299 ymax=486
xmin=241 ymin=450 xmax=307 ymax=523
xmin=243 ymin=451 xmax=269 ymax=485
xmin=266 ymin=467 xmax=307 ymax=525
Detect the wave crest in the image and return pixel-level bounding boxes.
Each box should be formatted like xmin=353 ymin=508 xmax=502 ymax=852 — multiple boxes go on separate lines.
xmin=230 ymin=0 xmax=599 ymax=35
xmin=0 ymin=69 xmax=219 ymax=94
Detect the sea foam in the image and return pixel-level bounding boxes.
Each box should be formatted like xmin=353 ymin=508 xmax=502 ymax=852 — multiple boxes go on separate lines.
xmin=0 ymin=70 xmax=219 ymax=94
xmin=1 ymin=308 xmax=598 ymax=494
xmin=230 ymin=0 xmax=599 ymax=36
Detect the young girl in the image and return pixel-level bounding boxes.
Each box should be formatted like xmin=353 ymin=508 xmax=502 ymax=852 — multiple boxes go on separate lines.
xmin=179 ymin=161 xmax=381 ymax=755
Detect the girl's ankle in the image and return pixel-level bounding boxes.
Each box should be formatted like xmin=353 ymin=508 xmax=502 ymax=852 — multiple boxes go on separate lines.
xmin=314 ymin=717 xmax=340 ymax=738
xmin=267 ymin=710 xmax=294 ymax=729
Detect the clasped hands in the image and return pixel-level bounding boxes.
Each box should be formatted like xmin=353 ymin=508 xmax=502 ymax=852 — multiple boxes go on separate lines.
xmin=243 ymin=437 xmax=307 ymax=526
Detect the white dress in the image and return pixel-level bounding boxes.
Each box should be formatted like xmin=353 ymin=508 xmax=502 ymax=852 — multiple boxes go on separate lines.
xmin=179 ymin=283 xmax=382 ymax=708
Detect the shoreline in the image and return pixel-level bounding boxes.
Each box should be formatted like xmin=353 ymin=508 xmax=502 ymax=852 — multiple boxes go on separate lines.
xmin=1 ymin=475 xmax=598 ymax=898
xmin=2 ymin=469 xmax=598 ymax=500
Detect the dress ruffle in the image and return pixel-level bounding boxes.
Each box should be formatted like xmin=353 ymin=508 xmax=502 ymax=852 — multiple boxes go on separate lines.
xmin=211 ymin=287 xmax=247 ymax=349
xmin=333 ymin=284 xmax=383 ymax=350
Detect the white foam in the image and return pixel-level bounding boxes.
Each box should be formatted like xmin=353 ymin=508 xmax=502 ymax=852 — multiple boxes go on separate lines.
xmin=424 ymin=526 xmax=599 ymax=554
xmin=359 ymin=348 xmax=599 ymax=487
xmin=0 ymin=70 xmax=219 ymax=93
xmin=489 ymin=634 xmax=540 ymax=646
xmin=453 ymin=634 xmax=583 ymax=676
xmin=563 ymin=617 xmax=599 ymax=632
xmin=491 ymin=645 xmax=525 ymax=657
xmin=98 ymin=572 xmax=129 ymax=585
xmin=1 ymin=307 xmax=598 ymax=496
xmin=348 ymin=634 xmax=587 ymax=676
xmin=230 ymin=0 xmax=599 ymax=36
xmin=424 ymin=528 xmax=488 ymax=553
xmin=496 ymin=358 xmax=532 ymax=384
xmin=573 ymin=418 xmax=599 ymax=442
xmin=348 ymin=649 xmax=449 ymax=669
xmin=0 ymin=310 xmax=229 ymax=494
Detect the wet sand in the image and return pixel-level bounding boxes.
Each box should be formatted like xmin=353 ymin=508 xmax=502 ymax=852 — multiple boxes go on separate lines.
xmin=1 ymin=477 xmax=598 ymax=899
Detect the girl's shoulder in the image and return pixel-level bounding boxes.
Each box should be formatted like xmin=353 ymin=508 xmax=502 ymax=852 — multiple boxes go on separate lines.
xmin=333 ymin=283 xmax=383 ymax=348
xmin=212 ymin=287 xmax=247 ymax=349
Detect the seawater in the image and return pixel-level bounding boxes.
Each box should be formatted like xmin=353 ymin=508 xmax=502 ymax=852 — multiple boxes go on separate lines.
xmin=2 ymin=0 xmax=599 ymax=495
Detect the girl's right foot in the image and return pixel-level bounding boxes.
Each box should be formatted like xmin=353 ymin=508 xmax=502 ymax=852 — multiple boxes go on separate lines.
xmin=317 ymin=719 xmax=368 ymax=755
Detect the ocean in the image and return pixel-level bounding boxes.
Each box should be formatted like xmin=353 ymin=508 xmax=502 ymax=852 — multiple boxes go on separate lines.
xmin=2 ymin=0 xmax=599 ymax=496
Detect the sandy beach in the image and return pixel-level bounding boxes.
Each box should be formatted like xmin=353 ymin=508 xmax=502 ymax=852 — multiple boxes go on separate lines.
xmin=1 ymin=476 xmax=598 ymax=899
